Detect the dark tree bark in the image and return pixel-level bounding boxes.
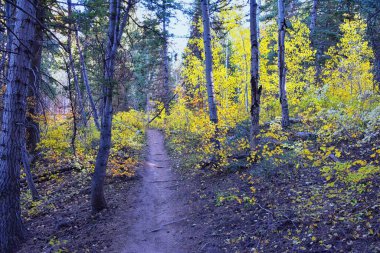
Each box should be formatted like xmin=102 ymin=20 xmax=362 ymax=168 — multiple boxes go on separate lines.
xmin=91 ymin=0 xmax=133 ymax=212
xmin=250 ymin=0 xmax=261 ymax=149
xmin=22 ymin=146 xmax=40 ymax=201
xmin=26 ymin=3 xmax=44 ymax=155
xmin=374 ymin=47 xmax=380 ymax=91
xmin=162 ymin=0 xmax=170 ymax=115
xmin=66 ymin=61 xmax=78 ymax=157
xmin=278 ymin=0 xmax=290 ymax=128
xmin=369 ymin=33 xmax=380 ymax=91
xmin=200 ymin=0 xmax=218 ymax=125
xmin=0 ymin=0 xmax=40 ymax=252
xmin=310 ymin=0 xmax=318 ymax=37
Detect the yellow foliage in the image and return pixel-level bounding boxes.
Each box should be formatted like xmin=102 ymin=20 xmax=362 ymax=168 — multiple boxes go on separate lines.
xmin=323 ymin=16 xmax=374 ymax=102
xmin=111 ymin=110 xmax=145 ymax=153
xmin=37 ymin=114 xmax=73 ymax=158
xmin=37 ymin=110 xmax=145 ymax=178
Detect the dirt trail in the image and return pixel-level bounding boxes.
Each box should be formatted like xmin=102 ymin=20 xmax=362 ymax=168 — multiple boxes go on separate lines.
xmin=120 ymin=129 xmax=190 ymax=253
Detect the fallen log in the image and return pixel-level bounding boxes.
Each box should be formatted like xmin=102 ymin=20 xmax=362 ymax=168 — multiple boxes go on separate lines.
xmin=294 ymin=132 xmax=318 ymax=140
xmin=21 ymin=166 xmax=81 ymax=185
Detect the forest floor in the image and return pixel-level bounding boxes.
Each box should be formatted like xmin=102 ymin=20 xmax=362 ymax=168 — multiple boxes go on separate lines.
xmin=17 ymin=128 xmax=380 ymax=252
xmin=18 ymin=129 xmax=204 ymax=253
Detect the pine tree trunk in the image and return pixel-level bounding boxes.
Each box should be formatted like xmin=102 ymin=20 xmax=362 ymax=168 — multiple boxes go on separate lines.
xmin=0 ymin=1 xmax=39 ymax=251
xmin=370 ymin=36 xmax=380 ymax=91
xmin=26 ymin=4 xmax=44 ymax=155
xmin=162 ymin=0 xmax=170 ymax=115
xmin=278 ymin=0 xmax=290 ymax=128
xmin=200 ymin=0 xmax=218 ymax=125
xmin=250 ymin=0 xmax=261 ymax=149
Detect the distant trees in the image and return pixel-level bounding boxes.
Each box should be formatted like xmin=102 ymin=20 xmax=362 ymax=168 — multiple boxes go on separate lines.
xmin=144 ymin=0 xmax=180 ymax=115
xmin=67 ymin=0 xmax=87 ymax=128
xmin=357 ymin=0 xmax=380 ymax=91
xmin=73 ymin=19 xmax=101 ymax=130
xmin=322 ymin=17 xmax=374 ymax=99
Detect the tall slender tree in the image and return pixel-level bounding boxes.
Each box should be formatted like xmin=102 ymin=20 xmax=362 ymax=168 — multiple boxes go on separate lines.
xmin=250 ymin=0 xmax=261 ymax=148
xmin=67 ymin=0 xmax=87 ymax=127
xmin=0 ymin=0 xmax=41 ymax=251
xmin=26 ymin=1 xmax=44 ymax=156
xmin=91 ymin=0 xmax=133 ymax=212
xmin=162 ymin=0 xmax=171 ymax=114
xmin=200 ymin=0 xmax=218 ymax=126
xmin=357 ymin=0 xmax=380 ymax=90
xmin=278 ymin=0 xmax=290 ymax=128
xmin=74 ymin=26 xmax=101 ymax=130
xmin=309 ymin=0 xmax=318 ymax=36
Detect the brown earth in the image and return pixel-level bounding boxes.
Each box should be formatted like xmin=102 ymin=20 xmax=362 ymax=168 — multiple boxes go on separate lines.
xmin=18 ymin=129 xmax=205 ymax=253
xmin=19 ymin=128 xmax=380 ymax=253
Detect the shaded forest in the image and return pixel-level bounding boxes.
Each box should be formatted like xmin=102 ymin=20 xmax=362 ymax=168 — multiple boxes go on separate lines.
xmin=0 ymin=0 xmax=379 ymax=252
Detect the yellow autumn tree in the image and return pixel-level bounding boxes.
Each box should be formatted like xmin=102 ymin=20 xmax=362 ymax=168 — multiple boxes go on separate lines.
xmin=259 ymin=19 xmax=315 ymax=121
xmin=323 ymin=16 xmax=374 ymax=103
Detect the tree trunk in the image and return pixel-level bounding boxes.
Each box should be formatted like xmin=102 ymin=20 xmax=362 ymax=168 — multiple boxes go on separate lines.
xmin=250 ymin=0 xmax=261 ymax=149
xmin=0 ymin=0 xmax=39 ymax=251
xmin=310 ymin=0 xmax=318 ymax=37
xmin=22 ymin=146 xmax=40 ymax=201
xmin=67 ymin=0 xmax=87 ymax=127
xmin=257 ymin=0 xmax=261 ymax=44
xmin=278 ymin=0 xmax=290 ymax=128
xmin=75 ymin=27 xmax=101 ymax=130
xmin=309 ymin=0 xmax=322 ymax=85
xmin=26 ymin=4 xmax=44 ymax=155
xmin=162 ymin=0 xmax=170 ymax=115
xmin=66 ymin=61 xmax=78 ymax=157
xmin=91 ymin=0 xmax=132 ymax=212
xmin=91 ymin=93 xmax=112 ymax=212
xmin=370 ymin=34 xmax=380 ymax=91
xmin=375 ymin=49 xmax=380 ymax=92
xmin=200 ymin=0 xmax=218 ymax=125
